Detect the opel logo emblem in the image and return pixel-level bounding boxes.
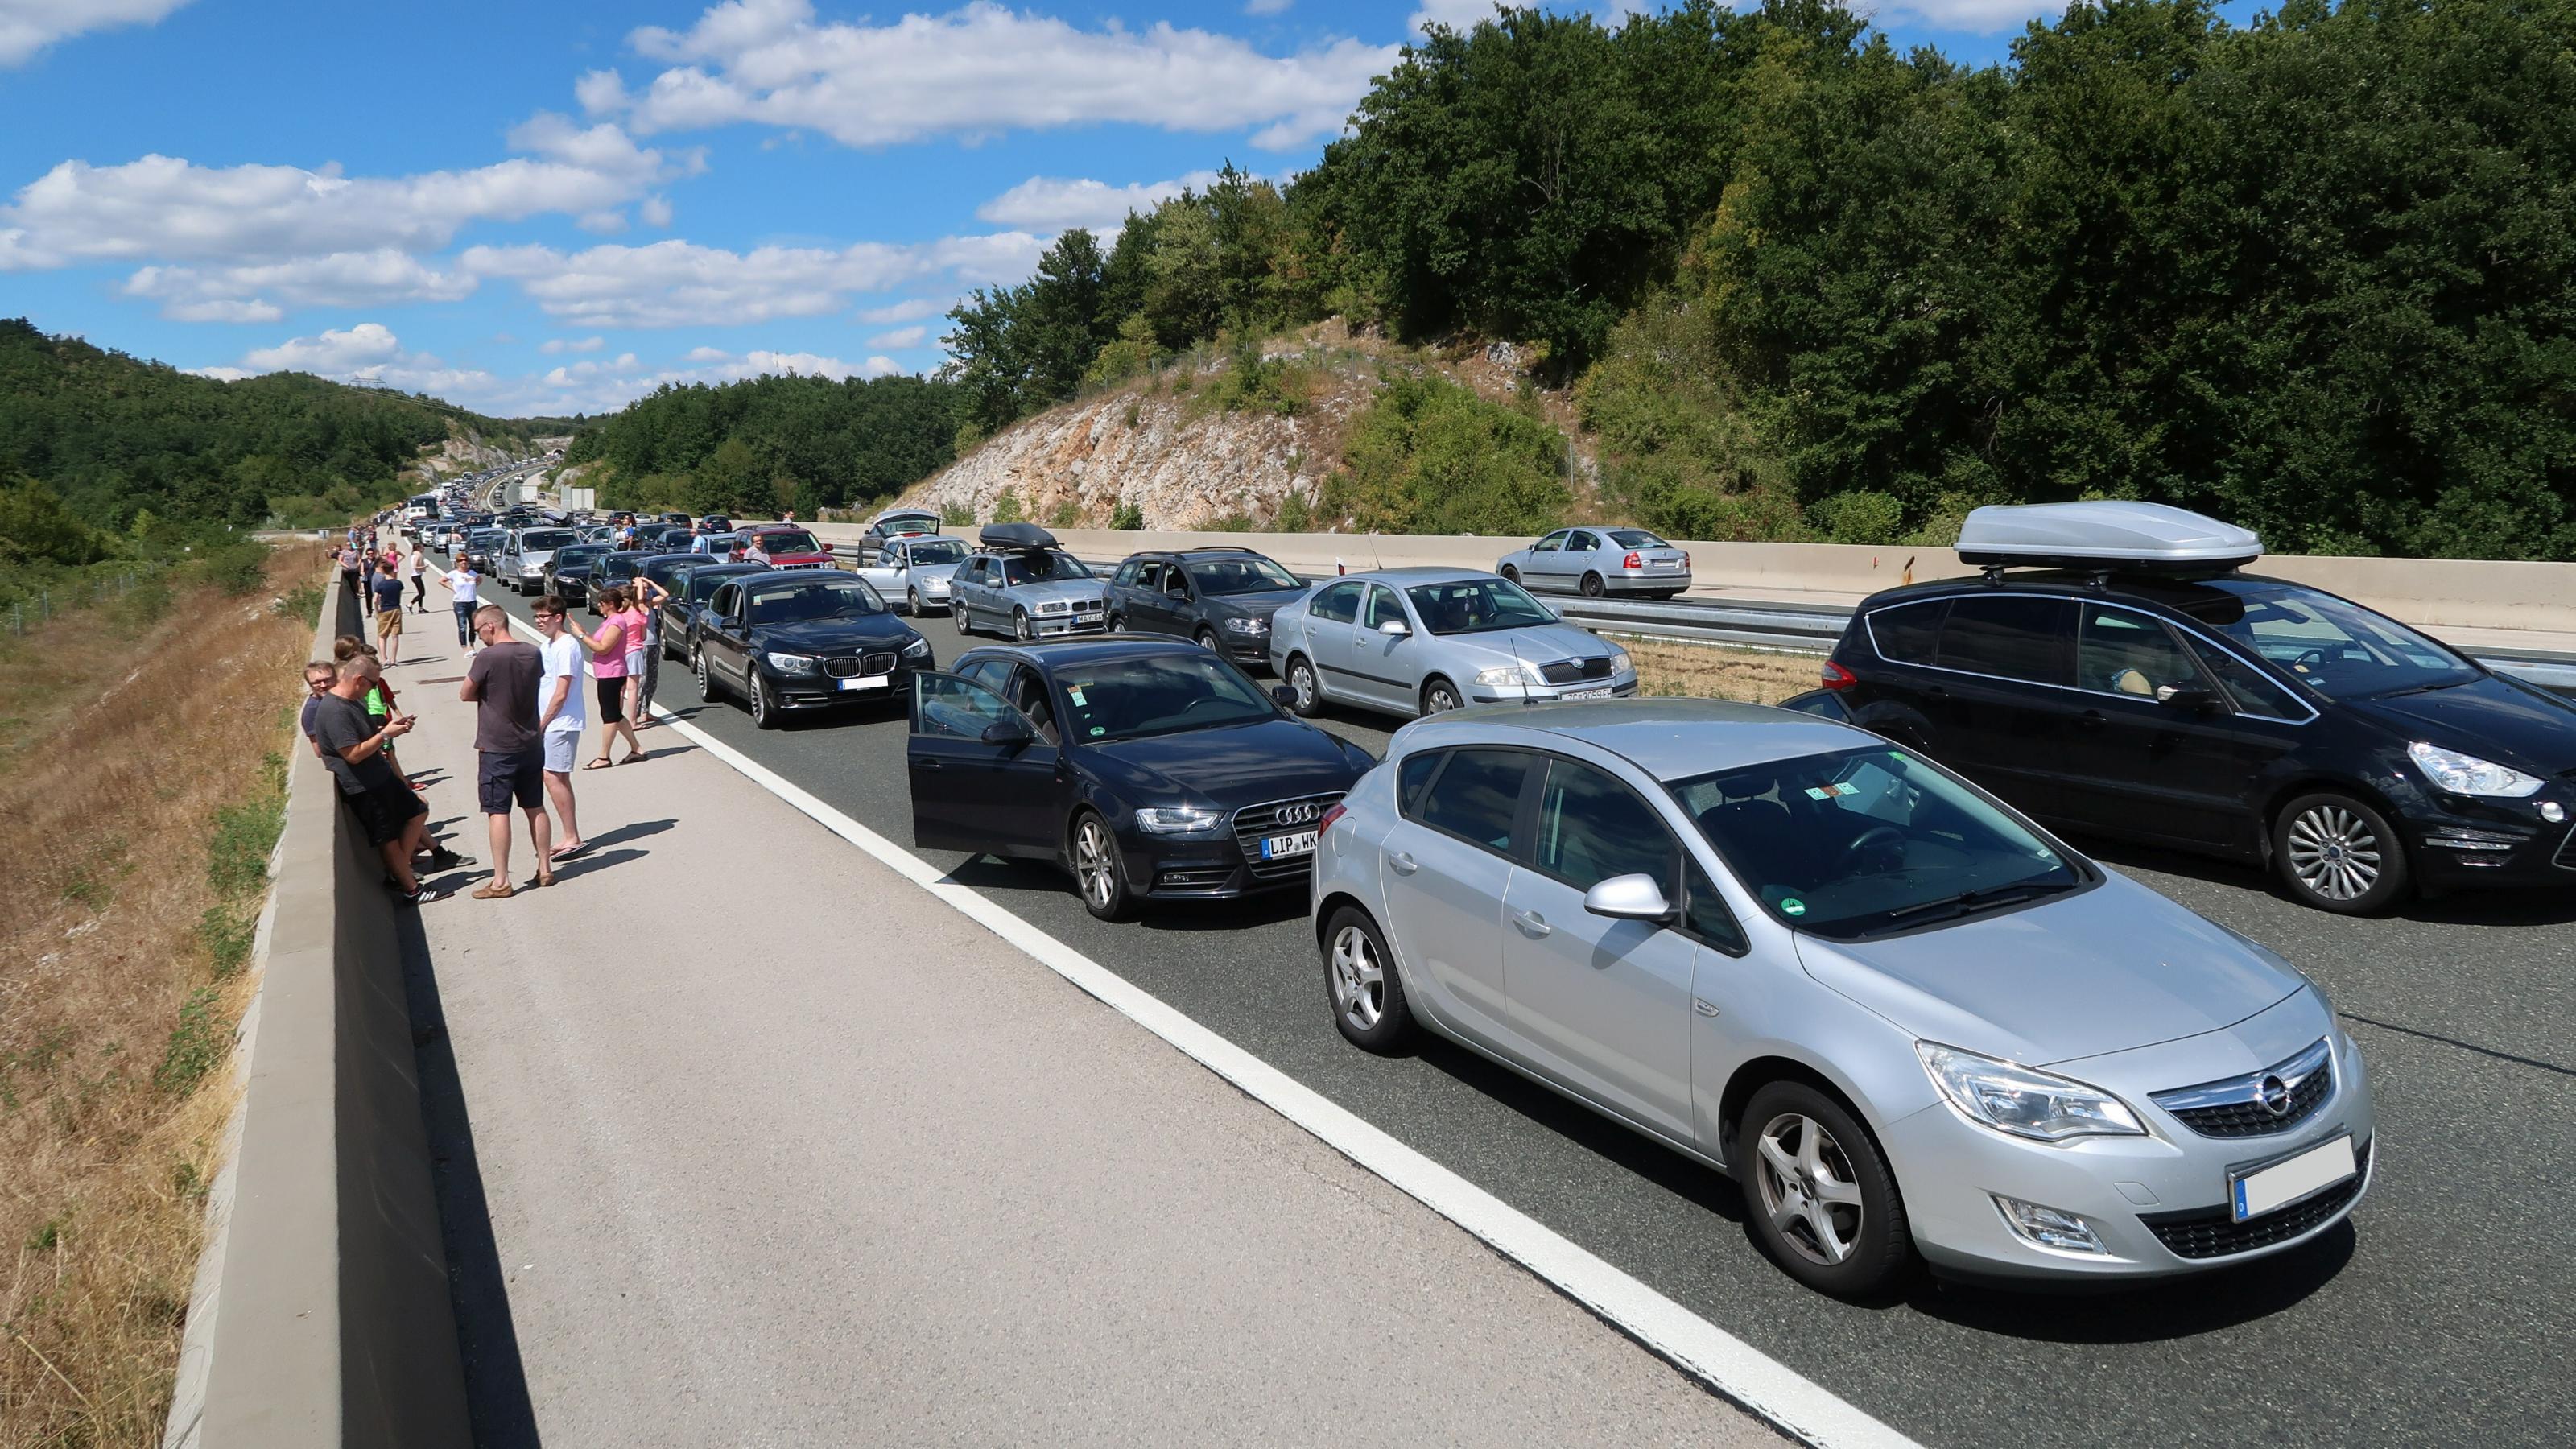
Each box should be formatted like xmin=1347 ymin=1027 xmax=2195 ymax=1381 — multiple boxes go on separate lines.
xmin=2257 ymin=1075 xmax=2293 ymax=1117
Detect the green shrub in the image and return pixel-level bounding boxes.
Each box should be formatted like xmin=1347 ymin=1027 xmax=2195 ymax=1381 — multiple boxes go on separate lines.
xmin=198 ymin=906 xmax=256 ymax=979
xmin=1046 ymin=499 xmax=1080 ymax=528
xmin=1318 ymin=370 xmax=1568 ymax=536
xmin=1111 ymin=501 xmax=1145 ymax=530
xmin=993 ymin=490 xmax=1025 ymax=524
xmin=154 ymin=987 xmax=227 ymax=1095
xmin=940 ymin=502 xmax=974 ymax=528
xmin=193 ymin=539 xmax=272 ymax=595
xmin=1809 ymin=491 xmax=1906 ymax=545
xmin=1274 ymin=490 xmax=1311 ymax=532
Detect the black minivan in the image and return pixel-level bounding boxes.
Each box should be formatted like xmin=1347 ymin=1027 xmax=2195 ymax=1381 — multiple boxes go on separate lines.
xmin=1821 ymin=530 xmax=2576 ymax=914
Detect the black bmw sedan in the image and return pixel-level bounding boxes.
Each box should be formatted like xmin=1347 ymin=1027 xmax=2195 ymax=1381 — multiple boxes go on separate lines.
xmin=906 ymin=637 xmax=1377 ymax=919
xmin=692 ymin=570 xmax=932 ymax=728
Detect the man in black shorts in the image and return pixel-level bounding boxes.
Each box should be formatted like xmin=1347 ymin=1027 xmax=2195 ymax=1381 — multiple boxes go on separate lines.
xmin=460 ymin=604 xmax=551 ymax=898
xmin=312 ymin=656 xmax=457 ymax=904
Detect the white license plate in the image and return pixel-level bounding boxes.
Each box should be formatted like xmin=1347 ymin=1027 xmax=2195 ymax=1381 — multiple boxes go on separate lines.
xmin=2231 ymin=1135 xmax=2355 ymax=1221
xmin=1260 ymin=830 xmax=1319 ymax=861
xmin=1563 ymin=686 xmax=1613 ymax=700
xmin=1653 ymin=559 xmax=1683 ymax=569
xmin=837 ymin=675 xmax=889 ymax=691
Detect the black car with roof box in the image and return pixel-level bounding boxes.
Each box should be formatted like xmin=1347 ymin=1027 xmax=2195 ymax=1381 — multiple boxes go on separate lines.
xmin=1820 ymin=502 xmax=2576 ymax=913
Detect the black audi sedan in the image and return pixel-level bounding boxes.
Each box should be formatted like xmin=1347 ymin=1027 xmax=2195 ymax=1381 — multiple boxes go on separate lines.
xmin=1825 ymin=503 xmax=2576 ymax=914
xmin=1104 ymin=547 xmax=1311 ymax=670
xmin=692 ymin=570 xmax=933 ymax=728
xmin=906 ymin=637 xmax=1377 ymax=919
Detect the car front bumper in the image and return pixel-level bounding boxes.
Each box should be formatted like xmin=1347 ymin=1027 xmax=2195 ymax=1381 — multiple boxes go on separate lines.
xmin=1026 ymin=611 xmax=1109 ymax=637
xmin=1468 ymin=675 xmax=1642 ymax=706
xmin=1886 ymin=1030 xmax=2376 ymax=1284
xmin=1117 ymin=833 xmax=1312 ymax=900
xmin=2399 ymin=787 xmax=2576 ymax=889
xmin=765 ymin=665 xmax=924 ymax=708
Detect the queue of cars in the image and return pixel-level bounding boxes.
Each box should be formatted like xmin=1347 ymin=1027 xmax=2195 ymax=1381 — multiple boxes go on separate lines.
xmin=426 ymin=498 xmax=2576 ymax=1302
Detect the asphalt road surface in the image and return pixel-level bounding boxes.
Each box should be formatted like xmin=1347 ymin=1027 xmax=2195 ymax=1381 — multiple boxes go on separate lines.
xmin=485 ymin=585 xmax=2574 ymax=1447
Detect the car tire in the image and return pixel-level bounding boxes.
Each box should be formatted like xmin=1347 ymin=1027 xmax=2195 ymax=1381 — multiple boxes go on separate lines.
xmin=1013 ymin=608 xmax=1034 ymax=642
xmin=1323 ymin=906 xmax=1414 ymax=1053
xmin=2274 ymin=791 xmax=2409 ymax=914
xmin=1195 ymin=627 xmax=1222 ymax=655
xmin=1284 ymin=654 xmax=1322 ymax=717
xmin=1108 ymin=612 xmax=1126 ymax=634
xmin=750 ymin=671 xmax=779 ymax=729
xmin=954 ymin=601 xmax=973 ymax=638
xmin=1070 ymin=811 xmax=1134 ymax=922
xmin=1580 ymin=572 xmax=1606 ymax=598
xmin=1740 ymin=1080 xmax=1913 ymax=1299
xmin=1421 ymin=676 xmax=1463 ymax=715
xmin=694 ymin=646 xmax=720 ymax=703
xmin=906 ymin=588 xmax=921 ymax=616
xmin=1499 ymin=564 xmax=1520 ymax=584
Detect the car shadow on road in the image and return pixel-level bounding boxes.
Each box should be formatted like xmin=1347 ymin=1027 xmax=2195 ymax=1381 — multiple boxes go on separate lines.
xmin=2073 ymin=836 xmax=2576 ymax=927
xmin=390 ymin=890 xmax=541 ymax=1447
xmin=1908 ymin=1224 xmax=2354 ymax=1340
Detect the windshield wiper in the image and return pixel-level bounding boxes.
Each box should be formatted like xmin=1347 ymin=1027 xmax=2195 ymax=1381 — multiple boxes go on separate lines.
xmin=1883 ymin=881 xmax=2066 ymax=924
xmin=2374 ymin=678 xmax=2473 ymax=698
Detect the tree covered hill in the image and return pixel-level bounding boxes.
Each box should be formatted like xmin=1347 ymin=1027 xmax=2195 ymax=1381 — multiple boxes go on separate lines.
xmin=942 ymin=0 xmax=2576 ymax=560
xmin=0 ymin=318 xmax=539 ymax=531
xmin=560 ymin=372 xmax=960 ymax=518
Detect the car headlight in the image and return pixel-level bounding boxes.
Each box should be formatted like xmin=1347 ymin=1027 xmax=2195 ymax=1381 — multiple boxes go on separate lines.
xmin=899 ymin=636 xmax=931 ymax=660
xmin=763 ymin=652 xmax=819 ymax=675
xmin=1133 ymin=804 xmax=1226 ymax=836
xmin=1607 ymin=644 xmax=1632 ymax=674
xmin=2407 ymin=741 xmax=2544 ymax=798
xmin=1223 ymin=616 xmax=1268 ymax=634
xmin=1039 ymin=601 xmax=1070 ymax=614
xmin=1473 ymin=664 xmax=1540 ymax=688
xmin=1916 ymin=1042 xmax=2145 ymax=1141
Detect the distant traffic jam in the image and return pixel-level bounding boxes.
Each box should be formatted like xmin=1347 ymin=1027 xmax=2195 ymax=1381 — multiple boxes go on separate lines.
xmin=407 ymin=487 xmax=2576 ymax=1297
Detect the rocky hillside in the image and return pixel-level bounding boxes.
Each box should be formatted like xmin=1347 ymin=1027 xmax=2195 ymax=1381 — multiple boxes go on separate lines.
xmin=899 ymin=325 xmax=1598 ymax=530
xmin=408 ymin=425 xmax=518 ymax=485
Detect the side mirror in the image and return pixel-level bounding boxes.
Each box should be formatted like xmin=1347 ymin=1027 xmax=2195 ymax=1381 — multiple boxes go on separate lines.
xmin=2155 ymin=685 xmax=2219 ymax=713
xmin=1583 ymin=873 xmax=1674 ymax=923
xmin=1377 ymin=618 xmax=1411 ymax=638
xmin=980 ymin=717 xmax=1034 ymax=748
xmin=1270 ymin=685 xmax=1298 ymax=708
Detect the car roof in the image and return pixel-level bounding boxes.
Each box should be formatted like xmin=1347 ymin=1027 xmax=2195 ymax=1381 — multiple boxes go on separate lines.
xmin=960 ymin=636 xmax=1200 ymax=670
xmin=1331 ymin=566 xmax=1494 ymax=584
xmin=733 ymin=568 xmax=860 ymax=589
xmin=1399 ymin=697 xmax=1878 ymax=782
xmin=1856 ymin=569 xmax=2304 ymax=613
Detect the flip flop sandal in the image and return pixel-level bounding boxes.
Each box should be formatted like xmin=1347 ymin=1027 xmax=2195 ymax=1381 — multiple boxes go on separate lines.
xmin=581 ymin=758 xmax=617 ymax=770
xmin=620 ymin=752 xmax=649 ymax=764
xmin=550 ymin=841 xmax=592 ymax=861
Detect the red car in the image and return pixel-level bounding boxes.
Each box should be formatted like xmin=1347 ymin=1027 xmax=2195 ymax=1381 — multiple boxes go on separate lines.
xmin=737 ymin=525 xmax=835 ymax=571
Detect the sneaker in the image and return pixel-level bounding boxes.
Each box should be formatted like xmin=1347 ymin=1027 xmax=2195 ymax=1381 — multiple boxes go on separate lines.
xmin=396 ymin=884 xmax=447 ymax=906
xmin=423 ymin=847 xmax=466 ymax=873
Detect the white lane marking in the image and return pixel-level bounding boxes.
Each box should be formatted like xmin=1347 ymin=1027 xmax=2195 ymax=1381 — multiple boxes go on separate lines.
xmin=510 ymin=617 xmax=1914 ymax=1449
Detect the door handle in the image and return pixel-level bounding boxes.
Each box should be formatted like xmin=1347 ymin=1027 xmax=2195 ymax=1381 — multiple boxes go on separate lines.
xmin=1511 ymin=908 xmax=1551 ymax=938
xmin=1387 ymin=851 xmax=1418 ymax=876
xmin=1923 ymin=684 xmax=1946 ymax=700
xmin=914 ymin=758 xmax=941 ymax=770
xmin=2075 ymin=709 xmax=2106 ymax=731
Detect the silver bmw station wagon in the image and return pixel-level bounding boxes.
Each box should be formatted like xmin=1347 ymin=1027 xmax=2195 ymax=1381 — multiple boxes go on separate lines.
xmin=1308 ymin=698 xmax=2373 ymax=1295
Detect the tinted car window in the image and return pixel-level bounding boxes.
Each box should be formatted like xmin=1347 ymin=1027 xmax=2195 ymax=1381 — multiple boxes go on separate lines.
xmin=1311 ymin=581 xmax=1360 ymax=624
xmin=2185 ymin=636 xmax=2305 ymax=717
xmin=1361 ymin=585 xmax=1405 ymax=631
xmin=1404 ymin=578 xmax=1554 ymax=634
xmin=1681 ymin=858 xmax=1746 ymax=953
xmin=957 ymin=657 xmax=1011 ymax=690
xmin=2077 ymin=605 xmax=2202 ymax=698
xmin=1568 ymin=531 xmax=1600 ymax=552
xmin=1937 ymin=596 xmax=2072 ymax=685
xmin=1113 ymin=559 xmax=1141 ymax=587
xmin=1418 ymin=749 xmax=1532 ymax=853
xmin=1053 ymin=653 xmax=1275 ymax=742
xmin=1532 ymin=760 xmax=1676 ymax=892
xmin=1005 ymin=665 xmax=1060 ymax=746
xmin=1675 ymin=746 xmax=2082 ymax=939
xmin=2183 ymin=582 xmax=2475 ymax=699
xmin=1001 ymin=551 xmax=1091 ymax=584
xmin=1396 ymin=750 xmax=1443 ymax=815
xmin=1867 ymin=601 xmax=1945 ymax=666
xmin=916 ymin=674 xmax=1016 ymax=741
xmin=1606 ymin=530 xmax=1668 ymax=549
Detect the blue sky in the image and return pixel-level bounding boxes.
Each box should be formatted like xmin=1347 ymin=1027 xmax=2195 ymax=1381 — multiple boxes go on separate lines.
xmin=0 ymin=0 xmax=2159 ymax=419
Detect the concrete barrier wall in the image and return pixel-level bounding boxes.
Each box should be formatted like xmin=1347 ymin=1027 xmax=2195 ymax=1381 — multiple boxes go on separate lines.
xmin=776 ymin=520 xmax=2576 ymax=634
xmin=169 ymin=584 xmax=469 ymax=1449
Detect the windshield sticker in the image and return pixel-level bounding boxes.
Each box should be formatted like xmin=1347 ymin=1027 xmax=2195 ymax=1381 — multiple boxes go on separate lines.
xmin=1803 ymin=782 xmax=1860 ymax=800
xmin=1089 ymin=726 xmax=1106 ymax=737
xmin=1781 ymin=898 xmax=1808 ymax=918
xmin=1068 ymin=686 xmax=1088 ymax=706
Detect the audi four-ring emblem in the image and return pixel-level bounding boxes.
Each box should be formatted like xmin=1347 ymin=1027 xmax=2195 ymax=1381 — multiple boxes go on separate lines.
xmin=1276 ymin=802 xmax=1322 ymax=825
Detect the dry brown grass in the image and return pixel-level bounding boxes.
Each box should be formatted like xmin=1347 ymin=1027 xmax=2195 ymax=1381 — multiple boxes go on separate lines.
xmin=1621 ymin=636 xmax=1830 ymax=705
xmin=0 ymin=548 xmax=317 ymax=1447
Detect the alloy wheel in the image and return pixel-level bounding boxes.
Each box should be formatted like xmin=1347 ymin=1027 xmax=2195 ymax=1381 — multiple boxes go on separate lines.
xmin=1753 ymin=1113 xmax=1866 ymax=1267
xmin=906 ymin=588 xmax=921 ymax=615
xmin=1197 ymin=629 xmax=1221 ymax=654
xmin=2286 ymin=803 xmax=2382 ymax=902
xmin=1423 ymin=680 xmax=1461 ymax=714
xmin=751 ymin=675 xmax=772 ymax=725
xmin=1288 ymin=658 xmax=1317 ymax=714
xmin=1328 ymin=924 xmax=1385 ymax=1032
xmin=1075 ymin=819 xmax=1117 ymax=911
xmin=955 ymin=601 xmax=972 ymax=636
xmin=1500 ymin=564 xmax=1518 ymax=584
xmin=694 ymin=648 xmax=714 ymax=700
xmin=1014 ymin=609 xmax=1034 ymax=641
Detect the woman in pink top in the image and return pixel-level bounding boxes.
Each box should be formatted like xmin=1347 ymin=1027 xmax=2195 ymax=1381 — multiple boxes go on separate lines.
xmin=613 ymin=593 xmax=654 ymax=733
xmin=570 ymin=587 xmax=645 ymax=766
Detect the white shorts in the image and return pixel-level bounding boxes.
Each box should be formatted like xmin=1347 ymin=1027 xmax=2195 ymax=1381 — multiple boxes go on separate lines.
xmin=624 ymin=649 xmax=647 ymax=676
xmin=543 ymin=730 xmax=580 ymax=773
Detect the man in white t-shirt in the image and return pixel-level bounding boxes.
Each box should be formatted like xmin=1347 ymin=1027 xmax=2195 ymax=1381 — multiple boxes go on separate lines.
xmin=438 ymin=562 xmax=482 ymax=651
xmin=533 ymin=593 xmax=590 ymax=859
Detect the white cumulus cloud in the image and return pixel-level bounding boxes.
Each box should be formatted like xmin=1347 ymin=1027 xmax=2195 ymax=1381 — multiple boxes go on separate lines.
xmin=0 ymin=0 xmax=193 ymax=68
xmin=461 ymin=232 xmax=1045 ymax=328
xmin=585 ymin=0 xmax=1390 ymax=151
xmin=976 ymin=171 xmax=1223 ymax=233
xmin=121 ymin=249 xmax=477 ymax=319
xmin=541 ymin=335 xmax=606 ymax=354
xmin=864 ymin=325 xmax=927 ymax=349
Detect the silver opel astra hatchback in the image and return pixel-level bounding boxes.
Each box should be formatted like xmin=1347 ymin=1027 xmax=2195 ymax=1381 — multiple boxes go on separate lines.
xmin=1308 ymin=698 xmax=2373 ymax=1295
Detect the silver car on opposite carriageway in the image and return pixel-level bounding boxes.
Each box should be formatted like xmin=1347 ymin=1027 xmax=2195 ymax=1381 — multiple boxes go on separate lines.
xmin=851 ymin=533 xmax=972 ymax=615
xmin=1268 ymin=568 xmax=1638 ymax=720
xmin=1496 ymin=526 xmax=1693 ymax=599
xmin=948 ymin=524 xmax=1109 ymax=640
xmin=1310 ymin=698 xmax=2374 ymax=1298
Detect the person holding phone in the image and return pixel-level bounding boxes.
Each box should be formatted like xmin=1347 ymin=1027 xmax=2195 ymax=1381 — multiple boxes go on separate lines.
xmin=312 ymin=655 xmax=456 ymax=904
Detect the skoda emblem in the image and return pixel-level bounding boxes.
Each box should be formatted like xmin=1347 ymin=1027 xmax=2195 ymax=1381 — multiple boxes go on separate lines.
xmin=2257 ymin=1075 xmax=2293 ymax=1117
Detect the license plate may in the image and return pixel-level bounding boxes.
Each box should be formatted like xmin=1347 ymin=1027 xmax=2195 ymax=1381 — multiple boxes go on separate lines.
xmin=1260 ymin=831 xmax=1319 ymax=861
xmin=1564 ymin=686 xmax=1613 ymax=700
xmin=2231 ymin=1135 xmax=2356 ymax=1221
xmin=838 ymin=675 xmax=889 ymax=691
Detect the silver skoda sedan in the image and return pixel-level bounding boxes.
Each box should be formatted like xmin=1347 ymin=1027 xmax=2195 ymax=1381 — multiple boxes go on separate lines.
xmin=1496 ymin=526 xmax=1693 ymax=599
xmin=1269 ymin=568 xmax=1639 ymax=720
xmin=1309 ymin=699 xmax=2373 ymax=1296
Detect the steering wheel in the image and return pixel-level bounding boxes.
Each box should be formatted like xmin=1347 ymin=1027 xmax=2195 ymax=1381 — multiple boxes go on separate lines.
xmin=1174 ymin=695 xmax=1232 ymax=718
xmin=2290 ymin=646 xmax=2332 ymax=670
xmin=1835 ymin=824 xmax=1907 ymax=874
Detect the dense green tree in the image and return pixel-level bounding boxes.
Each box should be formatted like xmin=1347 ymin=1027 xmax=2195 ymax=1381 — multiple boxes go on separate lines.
xmin=569 ymin=371 xmax=960 ymax=513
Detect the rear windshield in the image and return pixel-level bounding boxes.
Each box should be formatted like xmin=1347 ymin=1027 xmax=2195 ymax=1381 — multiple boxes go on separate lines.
xmin=518 ymin=530 xmax=574 ymax=549
xmin=555 ymin=544 xmax=609 ymax=564
xmin=1607 ymin=530 xmax=1670 ymax=548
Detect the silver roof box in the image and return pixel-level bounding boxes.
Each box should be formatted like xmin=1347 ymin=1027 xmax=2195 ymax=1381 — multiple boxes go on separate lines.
xmin=1955 ymin=502 xmax=2260 ymax=572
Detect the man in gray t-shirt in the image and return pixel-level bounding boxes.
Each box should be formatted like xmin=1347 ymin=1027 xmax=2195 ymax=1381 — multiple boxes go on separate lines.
xmin=313 ymin=657 xmax=444 ymax=902
xmin=460 ymin=604 xmax=551 ymax=896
